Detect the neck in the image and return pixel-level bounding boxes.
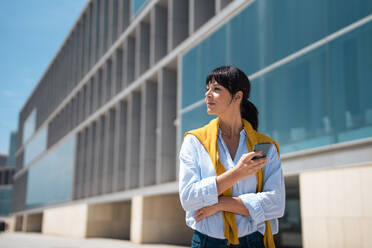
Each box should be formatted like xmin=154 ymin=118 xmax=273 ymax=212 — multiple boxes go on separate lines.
xmin=218 ymin=114 xmax=243 ymax=138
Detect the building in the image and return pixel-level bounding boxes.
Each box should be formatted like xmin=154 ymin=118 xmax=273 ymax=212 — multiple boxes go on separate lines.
xmin=1 ymin=132 xmax=17 ymax=221
xmin=11 ymin=0 xmax=372 ymax=247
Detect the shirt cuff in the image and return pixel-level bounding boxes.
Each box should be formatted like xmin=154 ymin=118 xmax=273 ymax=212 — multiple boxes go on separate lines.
xmin=239 ymin=193 xmax=265 ymax=224
xmin=201 ymin=176 xmax=219 ymax=207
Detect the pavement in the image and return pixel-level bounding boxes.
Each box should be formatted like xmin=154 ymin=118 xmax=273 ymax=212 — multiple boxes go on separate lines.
xmin=0 ymin=232 xmax=189 ymax=248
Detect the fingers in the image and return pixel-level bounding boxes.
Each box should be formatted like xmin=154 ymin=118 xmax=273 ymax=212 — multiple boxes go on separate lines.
xmin=242 ymin=151 xmax=262 ymax=162
xmin=194 ymin=209 xmax=204 ymax=222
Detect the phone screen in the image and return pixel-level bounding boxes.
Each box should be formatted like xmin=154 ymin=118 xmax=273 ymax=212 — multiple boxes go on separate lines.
xmin=252 ymin=143 xmax=272 ymax=160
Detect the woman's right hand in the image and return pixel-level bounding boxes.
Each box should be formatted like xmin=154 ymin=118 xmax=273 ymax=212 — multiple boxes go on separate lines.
xmin=216 ymin=151 xmax=269 ymax=195
xmin=234 ymin=151 xmax=269 ymax=180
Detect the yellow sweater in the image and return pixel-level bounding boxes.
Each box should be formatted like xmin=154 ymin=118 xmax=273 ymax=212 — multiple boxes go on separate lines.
xmin=184 ymin=118 xmax=279 ymax=247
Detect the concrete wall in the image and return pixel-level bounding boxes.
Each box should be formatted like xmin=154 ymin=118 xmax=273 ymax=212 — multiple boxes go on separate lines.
xmin=130 ymin=194 xmax=192 ymax=245
xmin=23 ymin=213 xmax=42 ymax=232
xmin=300 ymin=163 xmax=372 ymax=248
xmin=42 ymin=204 xmax=88 ymax=238
xmin=86 ymin=201 xmax=131 ymax=239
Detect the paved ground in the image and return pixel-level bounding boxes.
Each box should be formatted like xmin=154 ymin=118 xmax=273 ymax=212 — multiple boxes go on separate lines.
xmin=0 ymin=232 xmax=189 ymax=248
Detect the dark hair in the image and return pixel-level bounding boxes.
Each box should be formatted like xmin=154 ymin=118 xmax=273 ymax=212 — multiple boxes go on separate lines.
xmin=206 ymin=66 xmax=259 ymax=131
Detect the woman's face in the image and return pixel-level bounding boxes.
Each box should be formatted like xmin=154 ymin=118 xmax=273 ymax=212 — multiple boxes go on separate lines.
xmin=205 ymin=81 xmax=234 ymax=116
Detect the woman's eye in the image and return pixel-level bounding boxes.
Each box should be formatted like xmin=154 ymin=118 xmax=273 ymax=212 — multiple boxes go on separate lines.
xmin=214 ymin=87 xmax=220 ymax=91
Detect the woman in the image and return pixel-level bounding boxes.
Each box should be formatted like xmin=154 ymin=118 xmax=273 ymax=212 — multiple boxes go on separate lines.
xmin=179 ymin=66 xmax=285 ymax=248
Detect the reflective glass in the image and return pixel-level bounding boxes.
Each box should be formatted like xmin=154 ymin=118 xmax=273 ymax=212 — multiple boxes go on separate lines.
xmin=0 ymin=188 xmax=12 ymax=215
xmin=329 ymin=21 xmax=372 ymax=143
xmin=182 ymin=0 xmax=372 ymax=109
xmin=132 ymin=0 xmax=147 ymax=16
xmin=181 ymin=104 xmax=215 ymax=139
xmin=26 ymin=135 xmax=75 ymax=208
xmin=252 ymin=46 xmax=331 ymax=154
xmin=24 ymin=126 xmax=47 ymax=166
xmin=22 ymin=110 xmax=36 ymax=144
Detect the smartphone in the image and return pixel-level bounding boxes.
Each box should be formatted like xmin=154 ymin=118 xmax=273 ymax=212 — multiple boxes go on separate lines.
xmin=252 ymin=143 xmax=272 ymax=160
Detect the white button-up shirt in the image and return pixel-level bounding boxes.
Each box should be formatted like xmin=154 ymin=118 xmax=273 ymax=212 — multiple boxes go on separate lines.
xmin=179 ymin=129 xmax=285 ymax=239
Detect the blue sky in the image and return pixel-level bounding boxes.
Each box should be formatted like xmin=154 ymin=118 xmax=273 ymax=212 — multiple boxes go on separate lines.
xmin=0 ymin=0 xmax=88 ymax=155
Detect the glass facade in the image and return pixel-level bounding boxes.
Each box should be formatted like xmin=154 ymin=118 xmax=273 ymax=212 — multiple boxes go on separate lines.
xmin=0 ymin=188 xmax=12 ymax=215
xmin=24 ymin=126 xmax=47 ymax=167
xmin=181 ymin=0 xmax=372 ymax=154
xmin=26 ymin=136 xmax=75 ymax=208
xmin=7 ymin=132 xmax=17 ymax=166
xmin=22 ymin=109 xmax=36 ymax=144
xmin=132 ymin=0 xmax=147 ymax=16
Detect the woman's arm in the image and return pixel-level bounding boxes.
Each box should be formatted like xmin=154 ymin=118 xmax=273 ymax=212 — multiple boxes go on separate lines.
xmin=194 ymin=146 xmax=285 ymax=222
xmin=193 ymin=196 xmax=249 ymax=222
xmin=238 ymin=145 xmax=285 ymax=222
xmin=216 ymin=152 xmax=268 ymax=195
xmin=179 ymin=135 xmax=220 ymax=212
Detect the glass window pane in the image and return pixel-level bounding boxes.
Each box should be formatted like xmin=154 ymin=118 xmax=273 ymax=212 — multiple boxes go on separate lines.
xmin=24 ymin=126 xmax=47 ymax=166
xmin=26 ymin=135 xmax=75 ymax=208
xmin=329 ymin=21 xmax=372 ymax=143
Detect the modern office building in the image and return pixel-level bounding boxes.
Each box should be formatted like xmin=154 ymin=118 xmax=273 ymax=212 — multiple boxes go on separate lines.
xmin=11 ymin=0 xmax=372 ymax=247
xmin=1 ymin=132 xmax=17 ymax=218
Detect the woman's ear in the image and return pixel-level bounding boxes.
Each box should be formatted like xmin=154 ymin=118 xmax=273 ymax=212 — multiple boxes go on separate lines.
xmin=234 ymin=91 xmax=243 ymax=103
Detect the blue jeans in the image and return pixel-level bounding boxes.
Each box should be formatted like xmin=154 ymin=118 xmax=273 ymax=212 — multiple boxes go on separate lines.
xmin=191 ymin=230 xmax=265 ymax=248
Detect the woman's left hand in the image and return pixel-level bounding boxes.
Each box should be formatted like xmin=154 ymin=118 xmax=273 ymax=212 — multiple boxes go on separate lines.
xmin=194 ymin=204 xmax=220 ymax=222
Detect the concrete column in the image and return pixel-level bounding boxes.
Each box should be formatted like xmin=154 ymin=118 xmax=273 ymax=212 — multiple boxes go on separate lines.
xmin=101 ymin=63 xmax=108 ymax=104
xmin=113 ymin=101 xmax=127 ymax=192
xmin=107 ymin=0 xmax=114 ymax=47
xmin=106 ymin=59 xmax=115 ymax=102
xmin=98 ymin=0 xmax=105 ymax=58
xmin=23 ymin=213 xmax=42 ymax=232
xmin=189 ymin=0 xmax=215 ymax=34
xmin=123 ymin=37 xmax=135 ymax=86
xmin=73 ymin=29 xmax=80 ymax=86
xmin=84 ymin=124 xmax=93 ymax=197
xmin=104 ymin=0 xmax=110 ymax=52
xmin=130 ymin=194 xmax=192 ymax=245
xmin=89 ymin=1 xmax=96 ymax=69
xmin=78 ymin=19 xmax=84 ymax=82
xmin=15 ymin=215 xmax=23 ymax=231
xmin=215 ymin=0 xmax=232 ymax=13
xmin=89 ymin=78 xmax=94 ymax=115
xmin=112 ymin=0 xmax=119 ymax=43
xmin=97 ymin=68 xmax=104 ymax=108
xmin=84 ymin=7 xmax=91 ymax=74
xmin=73 ymin=132 xmax=82 ymax=199
xmin=80 ymin=128 xmax=89 ymax=199
xmin=167 ymin=0 xmax=188 ymax=52
xmin=94 ymin=0 xmax=100 ymax=65
xmin=135 ymin=22 xmax=150 ymax=79
xmin=150 ymin=5 xmax=167 ymax=66
xmin=139 ymin=81 xmax=157 ymax=187
xmin=157 ymin=68 xmax=177 ymax=183
xmin=86 ymin=201 xmax=131 ymax=239
xmin=97 ymin=115 xmax=106 ymax=195
xmin=113 ymin=48 xmax=123 ymax=94
xmin=103 ymin=108 xmax=115 ymax=194
xmin=92 ymin=75 xmax=98 ymax=112
xmin=83 ymin=85 xmax=88 ymax=120
xmin=118 ymin=0 xmax=130 ymax=35
xmin=92 ymin=119 xmax=101 ymax=196
xmin=125 ymin=92 xmax=141 ymax=189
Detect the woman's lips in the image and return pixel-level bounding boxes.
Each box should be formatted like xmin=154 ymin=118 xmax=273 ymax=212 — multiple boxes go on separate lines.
xmin=207 ymin=102 xmax=215 ymax=106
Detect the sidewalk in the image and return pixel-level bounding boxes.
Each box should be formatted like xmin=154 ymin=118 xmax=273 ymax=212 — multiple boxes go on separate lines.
xmin=0 ymin=232 xmax=189 ymax=248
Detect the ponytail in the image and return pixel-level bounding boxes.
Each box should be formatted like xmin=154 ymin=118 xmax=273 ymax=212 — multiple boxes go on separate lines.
xmin=241 ymin=99 xmax=259 ymax=131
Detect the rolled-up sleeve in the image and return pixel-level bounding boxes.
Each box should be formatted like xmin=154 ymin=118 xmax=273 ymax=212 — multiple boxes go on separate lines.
xmin=238 ymin=145 xmax=286 ymax=224
xmin=179 ymin=135 xmax=219 ymax=212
